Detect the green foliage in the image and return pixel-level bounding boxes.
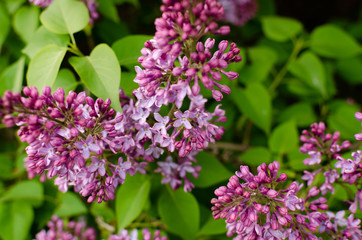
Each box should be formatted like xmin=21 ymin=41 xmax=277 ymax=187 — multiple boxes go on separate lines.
xmin=40 ymin=0 xmax=89 ymax=35
xmin=191 ymin=151 xmax=232 ymax=188
xmin=112 ymin=35 xmax=152 ymax=65
xmin=232 ymin=83 xmax=272 ymax=134
xmin=239 ymin=147 xmax=272 ymax=166
xmin=0 ymin=180 xmax=44 ymax=207
xmin=23 ymin=26 xmax=69 ymax=59
xmin=54 ymin=192 xmax=88 ymax=217
xmin=268 ymin=120 xmax=298 ymax=155
xmin=27 ymin=44 xmax=67 ymax=90
xmin=0 ymin=56 xmax=25 ymax=95
xmin=310 ymin=24 xmax=362 ymax=59
xmin=158 ymin=188 xmax=199 ymax=239
xmin=261 ymin=16 xmax=303 ymax=42
xmin=116 ymin=174 xmax=151 ymax=230
xmin=12 ymin=6 xmax=39 ymax=43
xmin=69 ymin=43 xmax=122 ymax=112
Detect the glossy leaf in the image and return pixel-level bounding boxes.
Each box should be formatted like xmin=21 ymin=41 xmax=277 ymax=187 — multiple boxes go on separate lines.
xmin=112 ymin=35 xmax=152 ymax=65
xmin=52 ymin=69 xmax=78 ymax=93
xmin=336 ymin=56 xmax=362 ymax=84
xmin=288 ymin=51 xmax=327 ymax=98
xmin=310 ymin=24 xmax=362 ymax=59
xmin=198 ymin=206 xmax=226 ymax=236
xmin=239 ymin=147 xmax=272 ymax=166
xmin=268 ymin=120 xmax=298 ymax=154
xmin=231 ymin=83 xmax=272 ymax=134
xmin=158 ymin=188 xmax=199 ymax=239
xmin=191 ymin=151 xmax=232 ymax=188
xmin=40 ymin=0 xmax=89 ymax=34
xmin=327 ymin=101 xmax=360 ymax=140
xmin=0 ymin=56 xmax=25 ymax=95
xmin=12 ymin=6 xmax=39 ymax=43
xmin=22 ymin=26 xmax=69 ymax=59
xmin=0 ymin=180 xmax=43 ymax=207
xmin=116 ymin=174 xmax=151 ymax=230
xmin=277 ymin=102 xmax=317 ymax=127
xmin=261 ymin=16 xmax=303 ymax=42
xmin=121 ymin=71 xmax=138 ymax=96
xmin=0 ymin=201 xmax=33 ymax=240
xmin=98 ymin=0 xmax=120 ymax=22
xmin=69 ymin=43 xmax=122 ymax=112
xmin=27 ymin=44 xmax=67 ymax=90
xmin=54 ymin=192 xmax=87 ymax=217
xmin=0 ymin=3 xmax=10 ymax=50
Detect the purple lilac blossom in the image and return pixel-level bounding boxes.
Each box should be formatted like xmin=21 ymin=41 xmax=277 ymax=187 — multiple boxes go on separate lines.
xmin=35 ymin=215 xmax=96 ymax=240
xmin=218 ymin=0 xmax=258 ymax=26
xmin=211 ymin=161 xmax=321 ymax=239
xmin=109 ymin=228 xmax=167 ymax=240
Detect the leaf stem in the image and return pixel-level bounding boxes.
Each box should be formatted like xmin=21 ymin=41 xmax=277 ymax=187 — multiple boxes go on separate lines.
xmin=268 ymin=37 xmax=304 ymax=93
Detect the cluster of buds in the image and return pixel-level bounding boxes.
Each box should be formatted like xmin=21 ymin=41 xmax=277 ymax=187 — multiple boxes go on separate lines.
xmin=211 ymin=161 xmax=321 ymax=239
xmin=109 ymin=229 xmax=167 ymax=240
xmin=131 ymin=0 xmax=242 ymax=190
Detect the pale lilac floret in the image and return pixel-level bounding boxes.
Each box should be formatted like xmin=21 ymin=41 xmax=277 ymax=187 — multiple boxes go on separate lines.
xmin=75 ymin=135 xmax=102 ymax=159
xmin=173 ymin=111 xmax=192 ymax=129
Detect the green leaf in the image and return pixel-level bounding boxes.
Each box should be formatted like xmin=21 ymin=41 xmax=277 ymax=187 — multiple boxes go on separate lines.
xmin=113 ymin=0 xmax=140 ymax=7
xmin=98 ymin=0 xmax=120 ymax=22
xmin=12 ymin=6 xmax=39 ymax=43
xmin=268 ymin=120 xmax=298 ymax=154
xmin=27 ymin=44 xmax=67 ymax=90
xmin=231 ymin=83 xmax=272 ymax=134
xmin=277 ymin=102 xmax=317 ymax=127
xmin=120 ymin=71 xmax=138 ymax=96
xmin=90 ymin=202 xmax=115 ymax=223
xmin=327 ymin=101 xmax=360 ymax=140
xmin=248 ymin=46 xmax=278 ymax=63
xmin=310 ymin=24 xmax=362 ymax=58
xmin=239 ymin=147 xmax=272 ymax=166
xmin=261 ymin=16 xmax=303 ymax=42
xmin=4 ymin=0 xmax=26 ymax=14
xmin=158 ymin=188 xmax=199 ymax=239
xmin=288 ymin=149 xmax=308 ymax=171
xmin=288 ymin=51 xmax=327 ymax=98
xmin=52 ymin=69 xmax=78 ymax=93
xmin=40 ymin=0 xmax=89 ymax=34
xmin=69 ymin=43 xmax=122 ymax=112
xmin=0 ymin=56 xmax=25 ymax=95
xmin=0 ymin=180 xmax=43 ymax=207
xmin=191 ymin=151 xmax=232 ymax=188
xmin=336 ymin=56 xmax=362 ymax=84
xmin=112 ymin=35 xmax=152 ymax=65
xmin=54 ymin=192 xmax=87 ymax=217
xmin=198 ymin=212 xmax=226 ymax=236
xmin=0 ymin=201 xmax=34 ymax=240
xmin=0 ymin=3 xmax=10 ymax=50
xmin=116 ymin=173 xmax=151 ymax=230
xmin=23 ymin=26 xmax=69 ymax=59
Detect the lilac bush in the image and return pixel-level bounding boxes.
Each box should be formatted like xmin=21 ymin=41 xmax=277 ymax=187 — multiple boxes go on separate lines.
xmin=0 ymin=0 xmax=361 ymax=239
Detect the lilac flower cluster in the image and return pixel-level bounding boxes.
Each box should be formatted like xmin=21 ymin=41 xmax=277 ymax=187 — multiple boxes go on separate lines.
xmin=109 ymin=229 xmax=167 ymax=240
xmin=297 ymin=121 xmax=362 ymax=239
xmin=211 ymin=160 xmax=362 ymax=239
xmin=29 ymin=0 xmax=99 ymax=23
xmin=36 ymin=215 xmax=168 ymax=240
xmin=1 ymin=0 xmax=242 ymax=199
xmin=218 ymin=0 xmax=258 ymax=26
xmin=0 ymin=87 xmax=151 ymax=203
xmin=35 ymin=215 xmax=96 ymax=240
xmin=211 ymin=161 xmax=322 ymax=239
xmin=131 ymin=0 xmax=241 ymax=190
